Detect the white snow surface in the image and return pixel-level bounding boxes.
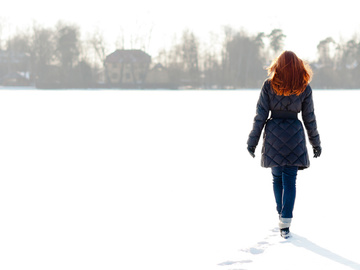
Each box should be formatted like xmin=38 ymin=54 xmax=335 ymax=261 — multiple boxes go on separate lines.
xmin=0 ymin=89 xmax=359 ymax=270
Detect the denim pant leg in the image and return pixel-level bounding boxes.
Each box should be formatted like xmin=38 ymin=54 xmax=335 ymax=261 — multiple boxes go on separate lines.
xmin=282 ymin=166 xmax=298 ymax=218
xmin=272 ymin=167 xmax=283 ymax=215
xmin=271 ymin=166 xmax=298 ymax=219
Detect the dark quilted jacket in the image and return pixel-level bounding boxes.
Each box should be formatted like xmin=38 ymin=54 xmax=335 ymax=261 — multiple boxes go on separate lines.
xmin=247 ymin=79 xmax=321 ymax=169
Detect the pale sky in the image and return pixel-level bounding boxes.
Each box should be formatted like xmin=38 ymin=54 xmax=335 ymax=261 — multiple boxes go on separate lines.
xmin=2 ymin=0 xmax=360 ymax=61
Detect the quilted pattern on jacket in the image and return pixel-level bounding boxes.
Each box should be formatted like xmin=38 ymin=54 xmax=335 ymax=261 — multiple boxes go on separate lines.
xmin=247 ymin=80 xmax=321 ymax=169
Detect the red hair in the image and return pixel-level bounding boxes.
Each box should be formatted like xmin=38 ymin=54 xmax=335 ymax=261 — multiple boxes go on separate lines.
xmin=267 ymin=51 xmax=313 ymax=96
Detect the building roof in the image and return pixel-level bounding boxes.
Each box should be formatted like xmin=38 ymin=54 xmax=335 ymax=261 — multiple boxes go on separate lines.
xmin=105 ymin=49 xmax=151 ymax=63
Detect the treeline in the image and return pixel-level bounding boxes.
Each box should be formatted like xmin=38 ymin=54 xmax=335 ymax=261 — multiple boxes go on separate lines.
xmin=0 ymin=22 xmax=106 ymax=88
xmin=311 ymin=37 xmax=360 ymax=88
xmin=159 ymin=30 xmax=360 ymax=89
xmin=157 ymin=28 xmax=280 ymax=88
xmin=1 ymin=21 xmax=360 ymax=89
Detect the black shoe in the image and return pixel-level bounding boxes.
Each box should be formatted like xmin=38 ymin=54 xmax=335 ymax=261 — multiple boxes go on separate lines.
xmin=280 ymin=228 xmax=291 ymax=239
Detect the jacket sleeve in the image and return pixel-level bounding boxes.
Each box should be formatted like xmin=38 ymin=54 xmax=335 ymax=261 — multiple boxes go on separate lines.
xmin=247 ymin=81 xmax=270 ymax=147
xmin=301 ymin=85 xmax=321 ymax=148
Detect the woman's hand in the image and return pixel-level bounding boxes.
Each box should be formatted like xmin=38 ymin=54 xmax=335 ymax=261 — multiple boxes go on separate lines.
xmin=313 ymin=146 xmax=322 ymax=158
xmin=247 ymin=146 xmax=256 ymax=158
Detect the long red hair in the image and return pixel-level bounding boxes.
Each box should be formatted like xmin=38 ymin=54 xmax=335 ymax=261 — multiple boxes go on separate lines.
xmin=267 ymin=51 xmax=312 ymax=96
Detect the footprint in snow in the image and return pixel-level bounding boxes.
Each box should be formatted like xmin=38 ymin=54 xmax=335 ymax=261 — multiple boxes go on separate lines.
xmin=218 ymin=228 xmax=281 ymax=269
xmin=218 ymin=260 xmax=252 ymax=266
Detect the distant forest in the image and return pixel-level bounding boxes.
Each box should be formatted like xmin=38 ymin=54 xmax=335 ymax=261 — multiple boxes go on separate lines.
xmin=1 ymin=21 xmax=360 ymax=89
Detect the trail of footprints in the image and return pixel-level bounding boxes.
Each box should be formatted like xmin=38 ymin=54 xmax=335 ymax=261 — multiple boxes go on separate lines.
xmin=218 ymin=228 xmax=282 ymax=270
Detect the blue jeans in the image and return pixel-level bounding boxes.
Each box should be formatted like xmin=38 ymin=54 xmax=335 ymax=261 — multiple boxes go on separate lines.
xmin=272 ymin=166 xmax=298 ymax=219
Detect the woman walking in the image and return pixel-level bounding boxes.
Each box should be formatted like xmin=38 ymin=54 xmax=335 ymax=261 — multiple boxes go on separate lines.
xmin=247 ymin=51 xmax=321 ymax=239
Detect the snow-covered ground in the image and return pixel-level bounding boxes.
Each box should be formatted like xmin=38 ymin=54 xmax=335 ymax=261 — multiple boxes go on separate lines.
xmin=0 ymin=89 xmax=359 ymax=270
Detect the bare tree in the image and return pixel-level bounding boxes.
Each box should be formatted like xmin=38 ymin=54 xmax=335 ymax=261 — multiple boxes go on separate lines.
xmin=341 ymin=38 xmax=360 ymax=69
xmin=54 ymin=21 xmax=81 ymax=85
xmin=0 ymin=18 xmax=4 ymax=50
xmin=222 ymin=28 xmax=266 ymax=88
xmin=7 ymin=32 xmax=31 ymax=53
xmin=89 ymin=28 xmax=108 ymax=65
xmin=317 ymin=37 xmax=336 ymax=67
xmin=88 ymin=28 xmax=109 ymax=84
xmin=129 ymin=19 xmax=154 ymax=52
xmin=201 ymin=32 xmax=222 ymax=88
xmin=181 ymin=29 xmax=200 ymax=87
xmin=268 ymin=29 xmax=286 ymax=57
xmin=115 ymin=27 xmax=125 ymax=50
xmin=166 ymin=35 xmax=183 ymax=87
xmin=29 ymin=24 xmax=56 ymax=85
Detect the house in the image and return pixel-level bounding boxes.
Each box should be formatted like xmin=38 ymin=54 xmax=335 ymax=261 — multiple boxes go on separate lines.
xmin=104 ymin=49 xmax=151 ymax=88
xmin=0 ymin=50 xmax=30 ymax=85
xmin=0 ymin=71 xmax=31 ymax=86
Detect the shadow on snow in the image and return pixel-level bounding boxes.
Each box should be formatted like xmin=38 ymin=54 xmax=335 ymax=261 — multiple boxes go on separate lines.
xmin=290 ymin=234 xmax=360 ymax=270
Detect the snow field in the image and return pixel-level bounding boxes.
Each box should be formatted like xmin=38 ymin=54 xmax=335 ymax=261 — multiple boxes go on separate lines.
xmin=0 ymin=89 xmax=359 ymax=270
